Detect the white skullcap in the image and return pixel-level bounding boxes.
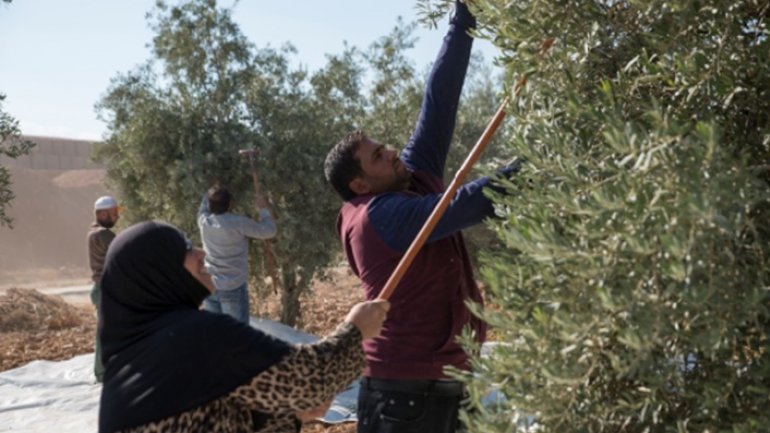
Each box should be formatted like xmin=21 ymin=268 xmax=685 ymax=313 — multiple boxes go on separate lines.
xmin=94 ymin=195 xmax=119 ymax=211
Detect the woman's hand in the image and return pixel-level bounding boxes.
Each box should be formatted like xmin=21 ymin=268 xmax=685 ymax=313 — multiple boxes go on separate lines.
xmin=345 ymin=300 xmax=390 ymax=340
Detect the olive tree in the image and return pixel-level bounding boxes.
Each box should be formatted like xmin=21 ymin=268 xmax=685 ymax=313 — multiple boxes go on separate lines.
xmin=96 ymin=0 xmax=361 ymax=325
xmin=412 ymin=0 xmax=770 ymax=431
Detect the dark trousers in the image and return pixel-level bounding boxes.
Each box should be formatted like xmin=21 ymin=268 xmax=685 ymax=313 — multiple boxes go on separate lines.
xmin=357 ymin=377 xmax=465 ymax=433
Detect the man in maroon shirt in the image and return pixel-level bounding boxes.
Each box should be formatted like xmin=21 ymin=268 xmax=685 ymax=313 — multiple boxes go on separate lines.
xmin=324 ymin=2 xmax=517 ymax=432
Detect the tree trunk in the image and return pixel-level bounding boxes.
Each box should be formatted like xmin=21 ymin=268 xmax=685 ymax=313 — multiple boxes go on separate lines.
xmin=279 ymin=269 xmax=301 ymax=326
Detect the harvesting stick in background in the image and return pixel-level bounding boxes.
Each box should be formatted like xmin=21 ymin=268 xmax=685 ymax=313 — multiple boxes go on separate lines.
xmin=377 ymin=38 xmax=555 ymax=301
xmin=238 ymin=148 xmax=280 ymax=294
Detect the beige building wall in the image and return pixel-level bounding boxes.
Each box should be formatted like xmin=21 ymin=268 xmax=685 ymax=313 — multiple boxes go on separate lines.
xmin=0 ymin=136 xmax=102 ymax=170
xmin=0 ymin=135 xmax=111 ymax=275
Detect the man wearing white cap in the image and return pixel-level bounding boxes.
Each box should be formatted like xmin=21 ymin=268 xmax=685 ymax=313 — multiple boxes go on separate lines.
xmin=87 ymin=195 xmax=120 ymax=382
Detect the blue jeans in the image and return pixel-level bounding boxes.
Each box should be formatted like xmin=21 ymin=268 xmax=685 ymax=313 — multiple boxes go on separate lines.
xmin=357 ymin=378 xmax=465 ymax=433
xmin=202 ymin=283 xmax=250 ymax=324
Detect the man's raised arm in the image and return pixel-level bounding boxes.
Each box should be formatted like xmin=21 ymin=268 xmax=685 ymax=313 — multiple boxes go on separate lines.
xmin=400 ymin=0 xmax=476 ymax=178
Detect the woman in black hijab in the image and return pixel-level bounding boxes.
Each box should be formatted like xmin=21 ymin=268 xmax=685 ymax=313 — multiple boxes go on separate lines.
xmin=98 ymin=221 xmax=388 ymax=433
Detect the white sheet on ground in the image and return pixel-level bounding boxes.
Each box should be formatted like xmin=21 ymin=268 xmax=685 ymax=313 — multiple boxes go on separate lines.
xmin=0 ymin=354 xmax=99 ymax=433
xmin=0 ymin=319 xmax=510 ymax=432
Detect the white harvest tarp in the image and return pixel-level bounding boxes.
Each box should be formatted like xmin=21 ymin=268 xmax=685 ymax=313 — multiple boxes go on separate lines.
xmin=0 ymin=318 xmax=358 ymax=432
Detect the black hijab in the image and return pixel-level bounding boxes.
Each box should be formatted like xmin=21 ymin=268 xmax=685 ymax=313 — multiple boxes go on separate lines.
xmin=98 ymin=221 xmax=291 ymax=433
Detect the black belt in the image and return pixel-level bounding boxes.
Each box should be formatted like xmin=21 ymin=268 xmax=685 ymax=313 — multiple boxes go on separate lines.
xmin=361 ymin=377 xmax=465 ymax=397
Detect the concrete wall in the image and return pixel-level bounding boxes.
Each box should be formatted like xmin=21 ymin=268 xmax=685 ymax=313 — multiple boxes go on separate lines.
xmin=0 ymin=136 xmax=110 ymax=273
xmin=0 ymin=136 xmax=102 ymax=170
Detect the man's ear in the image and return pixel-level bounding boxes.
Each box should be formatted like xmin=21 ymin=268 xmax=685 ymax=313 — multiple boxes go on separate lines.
xmin=349 ymin=177 xmax=371 ymax=196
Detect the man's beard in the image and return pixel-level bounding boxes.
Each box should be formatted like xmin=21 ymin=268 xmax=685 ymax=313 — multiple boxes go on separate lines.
xmin=393 ymin=160 xmax=412 ymax=191
xmin=395 ymin=172 xmax=412 ymax=191
xmin=97 ymin=218 xmax=115 ymax=229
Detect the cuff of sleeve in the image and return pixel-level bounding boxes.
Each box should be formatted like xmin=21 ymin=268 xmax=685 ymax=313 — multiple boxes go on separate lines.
xmin=338 ymin=321 xmax=363 ymax=342
xmin=258 ymin=208 xmax=272 ymax=219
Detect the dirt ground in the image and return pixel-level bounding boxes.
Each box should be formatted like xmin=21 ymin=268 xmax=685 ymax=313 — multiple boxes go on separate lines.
xmin=0 ymin=267 xmax=362 ymax=433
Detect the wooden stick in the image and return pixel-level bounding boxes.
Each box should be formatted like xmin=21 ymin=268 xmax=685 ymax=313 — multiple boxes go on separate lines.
xmin=376 ymin=38 xmax=555 ymax=301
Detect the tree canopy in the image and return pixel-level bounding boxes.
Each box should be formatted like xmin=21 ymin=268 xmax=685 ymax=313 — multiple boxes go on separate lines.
xmin=96 ymin=0 xmax=503 ymax=325
xmin=441 ymin=0 xmax=770 ymax=431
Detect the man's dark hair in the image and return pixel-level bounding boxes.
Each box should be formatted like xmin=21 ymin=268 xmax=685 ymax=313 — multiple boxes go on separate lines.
xmin=324 ymin=130 xmax=366 ymax=201
xmin=207 ymin=185 xmax=232 ymax=214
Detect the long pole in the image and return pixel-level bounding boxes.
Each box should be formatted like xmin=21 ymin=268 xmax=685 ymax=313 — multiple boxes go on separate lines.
xmin=377 ymin=38 xmax=555 ymax=301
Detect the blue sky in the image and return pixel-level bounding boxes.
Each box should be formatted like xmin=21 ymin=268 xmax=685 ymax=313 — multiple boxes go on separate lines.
xmin=0 ymin=1 xmax=498 ymax=141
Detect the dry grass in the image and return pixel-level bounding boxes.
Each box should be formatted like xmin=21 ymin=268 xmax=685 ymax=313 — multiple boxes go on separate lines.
xmin=252 ymin=266 xmax=365 ymax=336
xmin=0 ymin=288 xmax=96 ymax=371
xmin=0 ymin=288 xmax=86 ymax=332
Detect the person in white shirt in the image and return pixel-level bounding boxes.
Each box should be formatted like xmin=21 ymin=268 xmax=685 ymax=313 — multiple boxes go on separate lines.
xmin=197 ymin=185 xmax=276 ymax=323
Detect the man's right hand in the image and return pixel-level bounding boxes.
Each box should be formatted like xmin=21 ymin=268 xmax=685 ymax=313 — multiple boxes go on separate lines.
xmin=254 ymin=193 xmax=270 ymax=209
xmin=345 ymin=300 xmax=390 ymax=340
